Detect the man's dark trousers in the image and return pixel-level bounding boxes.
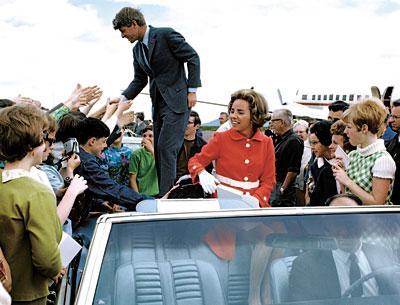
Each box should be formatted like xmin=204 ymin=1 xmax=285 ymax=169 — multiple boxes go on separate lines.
xmin=153 ymin=89 xmax=189 ymax=196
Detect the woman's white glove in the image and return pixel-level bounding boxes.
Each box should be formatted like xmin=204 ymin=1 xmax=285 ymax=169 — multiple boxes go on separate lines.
xmin=198 ymin=170 xmax=219 ymax=194
xmin=241 ymin=194 xmax=260 ymax=208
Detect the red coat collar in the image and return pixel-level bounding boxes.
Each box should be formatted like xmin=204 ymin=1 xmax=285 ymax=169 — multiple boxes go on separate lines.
xmin=227 ymin=128 xmax=264 ymax=142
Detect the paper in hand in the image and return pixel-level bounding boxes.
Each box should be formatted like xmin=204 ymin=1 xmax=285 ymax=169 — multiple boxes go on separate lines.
xmin=59 ymin=232 xmax=82 ymax=267
xmin=335 ymin=145 xmax=350 ymax=169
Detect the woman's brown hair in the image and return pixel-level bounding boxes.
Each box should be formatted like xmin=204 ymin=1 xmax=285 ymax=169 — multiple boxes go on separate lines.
xmin=228 ymin=89 xmax=269 ymax=131
xmin=0 ymin=104 xmax=46 ymax=162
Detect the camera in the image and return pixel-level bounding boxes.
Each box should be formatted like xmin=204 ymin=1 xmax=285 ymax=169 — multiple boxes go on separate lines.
xmin=63 ymin=138 xmax=79 ymax=157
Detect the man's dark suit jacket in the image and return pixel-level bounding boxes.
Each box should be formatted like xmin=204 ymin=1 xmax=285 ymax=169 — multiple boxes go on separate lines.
xmin=386 ymin=134 xmax=400 ymax=205
xmin=122 ymin=26 xmax=201 ymax=113
xmin=288 ymin=244 xmax=400 ymax=302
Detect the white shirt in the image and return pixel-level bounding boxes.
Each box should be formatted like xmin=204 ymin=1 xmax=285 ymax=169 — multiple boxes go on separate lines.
xmin=216 ymin=119 xmax=232 ymax=133
xmin=0 ymin=282 xmax=11 ymax=305
xmin=332 ymin=246 xmax=379 ymax=297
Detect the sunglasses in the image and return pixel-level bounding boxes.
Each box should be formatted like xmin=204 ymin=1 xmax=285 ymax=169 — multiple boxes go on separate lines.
xmin=43 ymin=132 xmax=56 ymax=145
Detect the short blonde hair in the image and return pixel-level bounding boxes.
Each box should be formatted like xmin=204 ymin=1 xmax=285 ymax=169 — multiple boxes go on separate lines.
xmin=342 ymin=98 xmax=387 ymax=136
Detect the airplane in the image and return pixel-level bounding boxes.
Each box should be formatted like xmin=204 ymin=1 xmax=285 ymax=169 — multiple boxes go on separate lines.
xmin=293 ymin=86 xmax=394 ymax=108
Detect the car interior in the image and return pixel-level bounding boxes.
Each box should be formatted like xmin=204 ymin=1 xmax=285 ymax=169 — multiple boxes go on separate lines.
xmin=89 ymin=213 xmax=400 ymax=305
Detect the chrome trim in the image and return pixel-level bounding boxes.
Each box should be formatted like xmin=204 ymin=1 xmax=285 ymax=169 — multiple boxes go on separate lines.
xmin=75 ymin=220 xmax=112 ymax=305
xmin=98 ymin=206 xmax=400 ymax=224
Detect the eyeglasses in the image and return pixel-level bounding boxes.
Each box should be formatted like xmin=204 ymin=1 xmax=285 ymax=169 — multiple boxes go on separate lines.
xmin=43 ymin=132 xmax=56 ymax=145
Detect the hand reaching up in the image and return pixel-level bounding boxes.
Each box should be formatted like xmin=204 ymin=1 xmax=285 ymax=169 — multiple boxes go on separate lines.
xmin=117 ymin=110 xmax=135 ymax=128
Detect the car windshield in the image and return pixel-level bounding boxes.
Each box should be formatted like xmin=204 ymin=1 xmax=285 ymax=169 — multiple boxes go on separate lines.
xmin=92 ymin=211 xmax=400 ymax=305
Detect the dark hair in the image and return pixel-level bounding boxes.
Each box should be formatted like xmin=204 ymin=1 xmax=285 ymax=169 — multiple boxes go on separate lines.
xmin=136 ymin=112 xmax=144 ymax=121
xmin=228 ymin=89 xmax=269 ymax=131
xmin=76 ymin=117 xmax=110 ymax=145
xmin=113 ymin=7 xmax=146 ymax=29
xmin=190 ymin=110 xmax=201 ymax=126
xmin=328 ymin=100 xmax=349 ymax=112
xmin=0 ymin=104 xmax=46 ymax=162
xmin=56 ymin=111 xmax=86 ymax=143
xmin=220 ymin=112 xmax=228 ymax=117
xmin=142 ymin=125 xmax=153 ymax=134
xmin=392 ymin=99 xmax=400 ymax=107
xmin=309 ymin=120 xmax=332 ymax=146
xmin=0 ymin=99 xmax=15 ymax=109
xmin=325 ymin=193 xmax=363 ymax=206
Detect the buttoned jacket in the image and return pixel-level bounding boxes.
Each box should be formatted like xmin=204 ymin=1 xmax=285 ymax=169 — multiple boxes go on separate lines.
xmin=188 ymin=129 xmax=276 ymax=207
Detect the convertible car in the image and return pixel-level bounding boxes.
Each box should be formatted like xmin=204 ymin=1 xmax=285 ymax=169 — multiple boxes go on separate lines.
xmin=58 ymin=202 xmax=400 ymax=305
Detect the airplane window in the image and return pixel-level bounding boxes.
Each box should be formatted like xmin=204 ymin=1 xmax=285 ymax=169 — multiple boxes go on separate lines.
xmin=312 ymin=95 xmax=316 ymax=100
xmin=335 ymin=95 xmax=340 ymax=100
xmin=323 ymin=95 xmax=327 ymax=100
xmin=349 ymin=94 xmax=354 ymax=101
xmin=357 ymin=95 xmax=362 ymax=100
xmin=329 ymin=94 xmax=333 ymax=100
xmin=342 ymin=95 xmax=347 ymax=101
xmin=318 ymin=95 xmax=321 ymax=100
xmin=302 ymin=94 xmax=307 ymax=100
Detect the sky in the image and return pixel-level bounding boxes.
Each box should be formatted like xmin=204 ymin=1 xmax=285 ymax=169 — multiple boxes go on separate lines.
xmin=1 ymin=0 xmax=400 ymax=122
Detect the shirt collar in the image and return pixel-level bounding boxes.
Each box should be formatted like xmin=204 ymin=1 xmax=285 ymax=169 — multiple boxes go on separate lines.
xmin=357 ymin=139 xmax=386 ymax=156
xmin=280 ymin=129 xmax=294 ymax=141
xmin=332 ymin=241 xmax=362 ymax=264
xmin=142 ymin=26 xmax=150 ymax=46
xmin=1 ymin=169 xmax=35 ymax=183
xmin=228 ymin=128 xmax=264 ymax=142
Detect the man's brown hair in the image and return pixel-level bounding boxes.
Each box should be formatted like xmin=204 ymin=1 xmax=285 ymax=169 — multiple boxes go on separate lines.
xmin=113 ymin=7 xmax=146 ymax=29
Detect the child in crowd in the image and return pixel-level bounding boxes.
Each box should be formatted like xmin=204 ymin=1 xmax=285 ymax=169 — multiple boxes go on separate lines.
xmin=129 ymin=126 xmax=159 ymax=196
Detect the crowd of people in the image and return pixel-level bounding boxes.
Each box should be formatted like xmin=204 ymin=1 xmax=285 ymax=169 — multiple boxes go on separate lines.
xmin=0 ymin=5 xmax=400 ymax=305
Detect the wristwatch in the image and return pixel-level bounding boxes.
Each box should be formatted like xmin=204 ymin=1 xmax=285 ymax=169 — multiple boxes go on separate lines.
xmin=280 ymin=187 xmax=285 ymax=194
xmin=64 ymin=176 xmax=72 ymax=187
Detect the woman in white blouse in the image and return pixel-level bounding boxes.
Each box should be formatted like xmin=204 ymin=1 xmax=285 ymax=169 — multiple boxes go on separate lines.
xmin=332 ymin=98 xmax=396 ymax=205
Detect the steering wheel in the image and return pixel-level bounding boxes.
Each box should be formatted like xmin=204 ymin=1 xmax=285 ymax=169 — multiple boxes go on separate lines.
xmin=342 ymin=266 xmax=400 ymax=298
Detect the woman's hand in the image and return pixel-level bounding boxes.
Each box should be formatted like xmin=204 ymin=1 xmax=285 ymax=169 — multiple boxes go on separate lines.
xmin=67 ymin=174 xmax=88 ymax=197
xmin=52 ymin=267 xmax=67 ymax=284
xmin=332 ymin=163 xmax=352 ymax=187
xmin=198 ymin=170 xmax=219 ymax=194
xmin=67 ymin=153 xmax=81 ymax=171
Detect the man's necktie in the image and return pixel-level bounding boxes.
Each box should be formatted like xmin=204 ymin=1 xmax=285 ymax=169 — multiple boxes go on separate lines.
xmin=140 ymin=41 xmax=149 ymax=61
xmin=349 ymin=253 xmax=363 ymax=297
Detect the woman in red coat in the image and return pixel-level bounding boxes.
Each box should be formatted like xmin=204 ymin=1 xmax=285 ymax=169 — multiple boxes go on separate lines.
xmin=188 ymin=89 xmax=276 ymax=207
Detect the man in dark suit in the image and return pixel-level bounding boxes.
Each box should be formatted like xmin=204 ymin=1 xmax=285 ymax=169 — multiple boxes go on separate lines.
xmin=112 ymin=7 xmax=201 ymax=196
xmin=289 ymin=214 xmax=400 ymax=302
xmin=386 ymin=100 xmax=400 ymax=205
